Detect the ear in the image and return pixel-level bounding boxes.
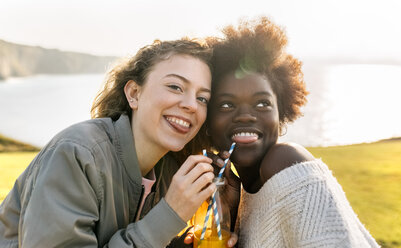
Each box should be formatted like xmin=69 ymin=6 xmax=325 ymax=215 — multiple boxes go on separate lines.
xmin=124 ymin=80 xmax=142 ymax=110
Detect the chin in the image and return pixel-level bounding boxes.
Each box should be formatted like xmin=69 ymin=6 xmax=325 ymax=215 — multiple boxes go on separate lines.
xmin=231 ymin=148 xmax=264 ymax=167
xmin=169 ymin=147 xmax=185 ymax=152
xmin=166 ymin=142 xmax=187 ymax=152
xmin=160 ymin=134 xmax=193 ymax=152
xmin=231 ymin=156 xmax=257 ymax=168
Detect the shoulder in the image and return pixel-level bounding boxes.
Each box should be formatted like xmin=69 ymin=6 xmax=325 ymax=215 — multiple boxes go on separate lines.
xmin=260 ymin=142 xmax=315 ymax=182
xmin=49 ymin=118 xmax=114 ymax=150
xmin=32 ymin=118 xmax=117 ymax=169
xmin=34 ymin=120 xmax=113 ymax=189
xmin=265 ymin=142 xmax=315 ymax=164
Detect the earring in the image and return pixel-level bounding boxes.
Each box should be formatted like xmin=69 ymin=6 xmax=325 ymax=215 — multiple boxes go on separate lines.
xmin=129 ymin=99 xmax=133 ymax=102
xmin=279 ymin=124 xmax=287 ymax=136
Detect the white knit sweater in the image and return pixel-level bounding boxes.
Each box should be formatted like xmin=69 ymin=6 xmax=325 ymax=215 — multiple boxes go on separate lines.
xmin=237 ymin=160 xmax=379 ymax=248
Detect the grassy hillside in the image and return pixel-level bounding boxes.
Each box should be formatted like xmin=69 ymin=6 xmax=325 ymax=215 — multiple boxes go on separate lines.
xmin=308 ymin=139 xmax=401 ymax=248
xmin=0 ymin=134 xmax=40 ymax=152
xmin=0 ymin=39 xmax=117 ymax=80
xmin=0 ymin=139 xmax=400 ymax=247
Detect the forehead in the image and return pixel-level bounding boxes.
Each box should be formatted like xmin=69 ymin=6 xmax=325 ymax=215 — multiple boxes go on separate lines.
xmin=150 ymin=54 xmax=206 ymax=74
xmin=214 ymin=72 xmax=274 ymax=96
xmin=145 ymin=54 xmax=211 ymax=86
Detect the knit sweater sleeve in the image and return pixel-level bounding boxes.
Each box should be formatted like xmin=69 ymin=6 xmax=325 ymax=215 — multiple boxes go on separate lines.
xmin=237 ymin=160 xmax=380 ymax=248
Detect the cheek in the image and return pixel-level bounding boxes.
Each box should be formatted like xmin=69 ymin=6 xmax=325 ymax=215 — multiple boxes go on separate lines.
xmin=209 ymin=116 xmax=230 ymax=145
xmin=208 ymin=111 xmax=227 ymax=132
xmin=138 ymin=88 xmax=164 ymax=110
xmin=263 ymin=115 xmax=280 ymax=136
xmin=195 ymin=107 xmax=207 ymax=128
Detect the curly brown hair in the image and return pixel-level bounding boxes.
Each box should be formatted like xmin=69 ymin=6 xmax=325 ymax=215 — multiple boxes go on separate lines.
xmin=91 ymin=38 xmax=213 ymax=162
xmin=208 ymin=16 xmax=308 ymax=129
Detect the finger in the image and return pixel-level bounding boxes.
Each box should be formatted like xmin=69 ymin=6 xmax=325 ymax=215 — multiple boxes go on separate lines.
xmin=207 ymin=152 xmax=225 ymax=168
xmin=224 ymin=163 xmax=241 ymax=188
xmin=184 ymin=162 xmax=214 ymax=185
xmin=177 ymin=155 xmax=212 ymax=176
xmin=224 ymin=161 xmax=232 ymax=176
xmin=227 ymin=232 xmax=238 ymax=247
xmin=186 ymin=226 xmax=194 ymax=234
xmin=190 ymin=171 xmax=215 ymax=194
xmin=218 ymin=150 xmax=230 ymax=160
xmin=225 ymin=162 xmax=236 ymax=179
xmin=183 ymin=232 xmax=194 ymax=244
xmin=196 ymin=181 xmax=216 ymax=202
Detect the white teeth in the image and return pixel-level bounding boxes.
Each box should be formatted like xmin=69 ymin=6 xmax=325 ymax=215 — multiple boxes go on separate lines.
xmin=231 ymin=132 xmax=259 ymax=139
xmin=166 ymin=117 xmax=190 ymax=128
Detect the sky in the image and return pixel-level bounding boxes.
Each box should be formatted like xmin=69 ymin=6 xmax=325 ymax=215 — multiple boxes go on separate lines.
xmin=1 ymin=0 xmax=401 ymax=61
xmin=1 ymin=0 xmax=401 ymax=147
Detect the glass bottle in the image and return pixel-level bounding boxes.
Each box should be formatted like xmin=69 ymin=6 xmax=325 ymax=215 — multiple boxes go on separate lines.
xmin=193 ymin=178 xmax=230 ymax=248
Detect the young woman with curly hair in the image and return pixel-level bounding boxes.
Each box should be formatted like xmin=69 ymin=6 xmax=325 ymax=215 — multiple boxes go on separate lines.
xmin=206 ymin=17 xmax=379 ymax=247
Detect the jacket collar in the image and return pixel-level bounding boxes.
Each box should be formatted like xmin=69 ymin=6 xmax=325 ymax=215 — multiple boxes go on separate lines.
xmin=114 ymin=114 xmax=142 ymax=187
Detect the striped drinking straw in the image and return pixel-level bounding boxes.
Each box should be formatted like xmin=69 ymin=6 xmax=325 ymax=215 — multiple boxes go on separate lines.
xmin=200 ymin=143 xmax=236 ymax=240
xmin=200 ymin=194 xmax=214 ymax=240
xmin=217 ymin=142 xmax=236 ymax=179
xmin=200 ymin=149 xmax=214 ymax=240
xmin=212 ymin=192 xmax=222 ymax=240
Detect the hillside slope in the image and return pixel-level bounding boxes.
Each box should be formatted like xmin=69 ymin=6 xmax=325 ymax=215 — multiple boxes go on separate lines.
xmin=0 ymin=39 xmax=117 ymax=80
xmin=0 ymin=134 xmax=40 ymax=152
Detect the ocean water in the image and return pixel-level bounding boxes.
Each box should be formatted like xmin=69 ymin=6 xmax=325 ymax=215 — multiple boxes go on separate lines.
xmin=280 ymin=63 xmax=401 ymax=146
xmin=0 ymin=74 xmax=105 ymax=147
xmin=1 ymin=64 xmax=401 ymax=147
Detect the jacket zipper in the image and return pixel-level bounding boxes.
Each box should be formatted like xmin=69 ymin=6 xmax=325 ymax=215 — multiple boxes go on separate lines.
xmin=133 ymin=185 xmax=145 ymax=222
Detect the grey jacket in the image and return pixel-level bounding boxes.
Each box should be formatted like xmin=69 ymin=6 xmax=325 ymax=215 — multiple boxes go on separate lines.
xmin=0 ymin=115 xmax=186 ymax=247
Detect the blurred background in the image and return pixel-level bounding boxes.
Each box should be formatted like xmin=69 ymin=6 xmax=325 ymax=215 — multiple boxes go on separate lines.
xmin=1 ymin=0 xmax=401 ymax=147
xmin=1 ymin=0 xmax=401 ymax=247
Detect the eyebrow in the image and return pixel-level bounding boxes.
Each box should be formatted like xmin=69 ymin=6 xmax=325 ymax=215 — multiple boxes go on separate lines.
xmin=164 ymin=74 xmax=211 ymax=93
xmin=217 ymin=91 xmax=273 ymax=97
xmin=254 ymin=91 xmax=274 ymax=97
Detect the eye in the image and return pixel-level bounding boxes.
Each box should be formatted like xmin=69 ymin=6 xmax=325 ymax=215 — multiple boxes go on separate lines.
xmin=167 ymin=84 xmax=183 ymax=92
xmin=256 ymin=100 xmax=272 ymax=109
xmin=197 ymin=96 xmax=209 ymax=104
xmin=220 ymin=102 xmax=234 ymax=111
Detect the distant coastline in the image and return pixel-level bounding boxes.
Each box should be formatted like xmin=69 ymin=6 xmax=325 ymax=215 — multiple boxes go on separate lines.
xmin=1 ymin=132 xmax=400 ymax=152
xmin=0 ymin=134 xmax=40 ymax=152
xmin=0 ymin=39 xmax=118 ymax=80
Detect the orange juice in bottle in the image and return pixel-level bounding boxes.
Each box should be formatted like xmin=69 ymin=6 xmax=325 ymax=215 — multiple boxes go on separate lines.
xmin=193 ymin=228 xmax=230 ymax=248
xmin=193 ymin=178 xmax=230 ymax=248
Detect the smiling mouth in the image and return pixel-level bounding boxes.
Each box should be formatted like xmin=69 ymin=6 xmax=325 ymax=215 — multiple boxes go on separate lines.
xmin=165 ymin=116 xmax=191 ymax=134
xmin=231 ymin=132 xmax=259 ymax=144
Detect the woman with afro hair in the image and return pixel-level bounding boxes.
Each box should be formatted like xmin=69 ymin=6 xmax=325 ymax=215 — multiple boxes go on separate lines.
xmin=206 ymin=16 xmax=379 ymax=247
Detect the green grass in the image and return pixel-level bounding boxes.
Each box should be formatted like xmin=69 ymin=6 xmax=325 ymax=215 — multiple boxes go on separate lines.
xmin=1 ymin=140 xmax=400 ymax=247
xmin=0 ymin=152 xmax=38 ymax=202
xmin=308 ymin=139 xmax=401 ymax=248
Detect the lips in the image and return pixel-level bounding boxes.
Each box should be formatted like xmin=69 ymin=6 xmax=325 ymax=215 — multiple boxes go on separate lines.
xmin=231 ymin=132 xmax=259 ymax=143
xmin=230 ymin=128 xmax=262 ymax=144
xmin=165 ymin=115 xmax=191 ymax=134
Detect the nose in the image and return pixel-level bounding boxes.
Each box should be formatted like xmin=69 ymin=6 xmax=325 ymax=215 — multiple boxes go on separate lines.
xmin=233 ymin=106 xmax=257 ymax=123
xmin=179 ymin=94 xmax=198 ymax=113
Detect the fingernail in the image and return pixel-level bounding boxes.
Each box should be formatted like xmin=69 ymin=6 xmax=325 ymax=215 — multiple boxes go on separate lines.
xmin=217 ymin=158 xmax=224 ymax=166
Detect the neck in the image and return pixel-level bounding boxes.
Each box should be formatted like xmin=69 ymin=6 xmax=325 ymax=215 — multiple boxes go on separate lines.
xmin=131 ymin=118 xmax=167 ymax=177
xmin=235 ymin=163 xmax=263 ymax=193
